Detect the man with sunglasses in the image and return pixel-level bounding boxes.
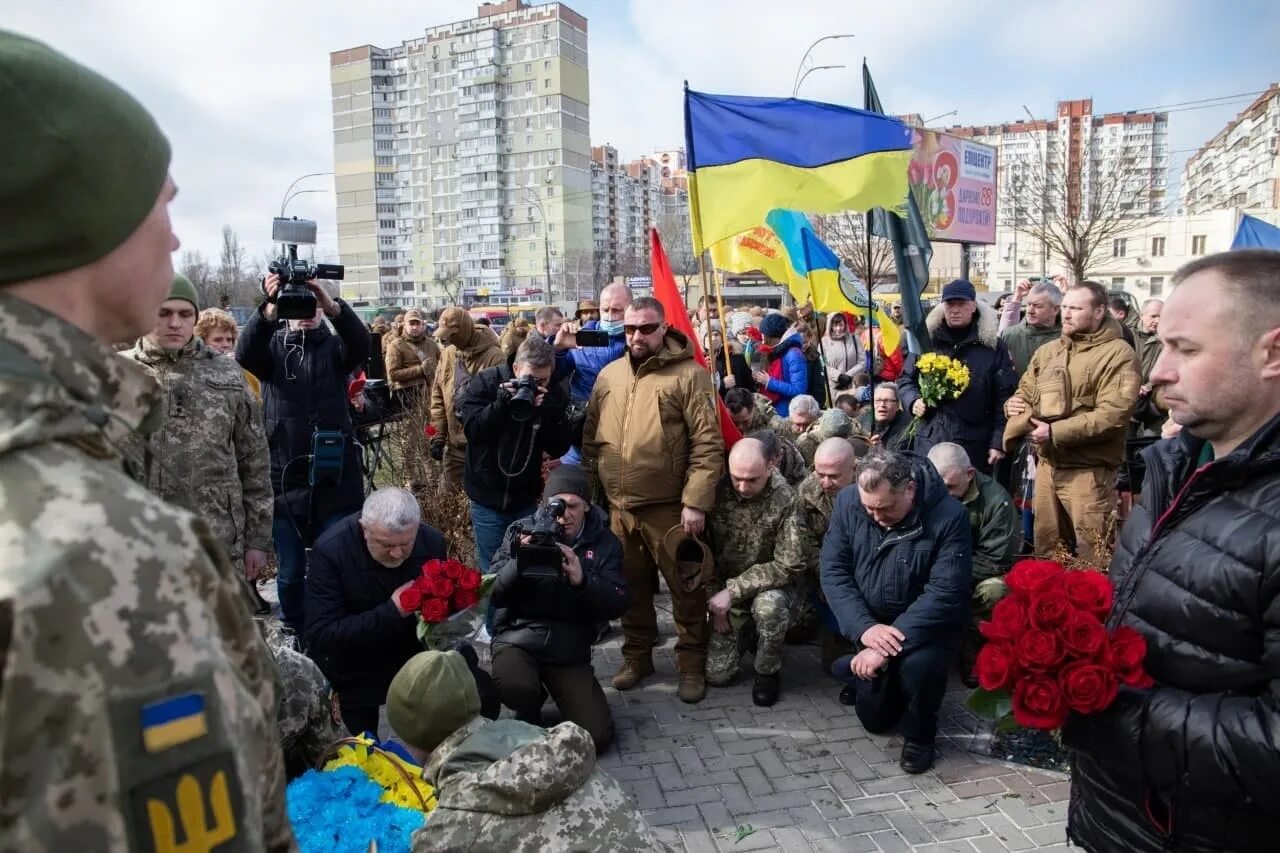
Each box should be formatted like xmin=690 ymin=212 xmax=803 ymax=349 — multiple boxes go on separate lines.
xmin=582 ymin=297 xmax=724 ymax=703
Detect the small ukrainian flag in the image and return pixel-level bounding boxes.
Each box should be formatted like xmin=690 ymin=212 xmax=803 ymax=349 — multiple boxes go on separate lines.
xmin=141 ymin=693 xmax=208 ymax=753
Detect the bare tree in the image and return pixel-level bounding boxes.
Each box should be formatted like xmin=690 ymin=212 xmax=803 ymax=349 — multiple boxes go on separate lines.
xmin=433 ymin=265 xmax=464 ymax=308
xmin=560 ymin=249 xmax=596 ymax=304
xmin=1007 ymin=143 xmax=1158 ymax=285
xmin=178 ymin=250 xmax=219 ymax=309
xmin=655 ymin=203 xmax=698 ymax=290
xmin=820 ymin=212 xmax=895 ymax=286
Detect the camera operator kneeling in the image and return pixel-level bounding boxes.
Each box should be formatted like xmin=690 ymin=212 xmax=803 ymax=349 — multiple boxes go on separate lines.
xmin=489 ymin=465 xmax=627 ymax=754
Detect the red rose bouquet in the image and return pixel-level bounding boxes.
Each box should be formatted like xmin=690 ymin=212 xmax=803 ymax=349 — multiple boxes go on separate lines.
xmin=967 ymin=559 xmax=1153 ymax=731
xmin=396 ymin=558 xmax=496 ymax=650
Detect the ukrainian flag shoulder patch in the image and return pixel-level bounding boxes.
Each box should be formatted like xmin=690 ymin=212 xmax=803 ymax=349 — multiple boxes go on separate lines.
xmin=141 ymin=692 xmax=208 ymax=753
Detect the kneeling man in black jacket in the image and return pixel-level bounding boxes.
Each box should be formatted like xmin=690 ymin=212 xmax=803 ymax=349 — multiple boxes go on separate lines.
xmin=821 ymin=449 xmax=972 ymax=774
xmin=489 ymin=465 xmax=627 ymax=753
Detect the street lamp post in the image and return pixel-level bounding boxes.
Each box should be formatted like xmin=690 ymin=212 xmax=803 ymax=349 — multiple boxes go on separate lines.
xmin=793 ymin=65 xmax=846 ymax=97
xmin=523 ymin=187 xmax=553 ymax=304
xmin=1022 ymin=105 xmax=1049 ymax=281
xmin=279 ymin=172 xmax=334 ymax=217
xmin=791 ymin=34 xmax=855 ymax=96
xmin=922 ymin=110 xmax=959 ymax=126
xmin=281 ymin=188 xmax=328 ymax=215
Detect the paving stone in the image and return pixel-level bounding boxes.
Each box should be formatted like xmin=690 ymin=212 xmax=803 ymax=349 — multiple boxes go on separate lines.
xmin=772 ymin=772 xmax=833 ymax=793
xmin=886 ymin=811 xmax=935 ymax=845
xmin=655 ymin=761 xmax=688 ymax=792
xmin=868 ymin=829 xmax=912 ymax=852
xmin=936 ymin=797 xmax=1000 ymax=821
xmin=770 ymin=826 xmax=815 ymax=853
xmin=726 ymin=808 xmax=798 ymax=830
xmin=827 ymin=770 xmax=864 ymax=799
xmin=859 ymin=776 xmax=922 ymax=796
xmin=737 ymin=765 xmax=774 ymax=797
xmin=924 ymin=817 xmax=993 ymax=842
xmin=681 ymin=828 xmax=721 ymax=853
xmin=830 ymin=812 xmax=892 ymax=836
xmin=979 ymin=812 xmax=1037 ymax=851
xmin=644 ymin=804 xmax=701 ymax=827
xmin=809 ymin=790 xmax=850 ymax=820
xmin=846 ymin=794 xmax=909 ymax=817
xmin=951 ymin=778 xmax=1011 ymax=799
xmin=787 ymin=806 xmax=836 ymax=841
xmin=714 ymin=828 xmax=778 ymax=852
xmin=811 ymin=834 xmax=880 ymax=852
xmin=665 ymin=785 xmax=724 ymax=808
xmin=1038 ymin=781 xmax=1071 ymax=802
xmin=1023 ymin=823 xmax=1069 ymax=846
xmin=697 ymin=801 xmax=734 ymax=836
xmin=717 ymin=782 xmax=755 ymax=816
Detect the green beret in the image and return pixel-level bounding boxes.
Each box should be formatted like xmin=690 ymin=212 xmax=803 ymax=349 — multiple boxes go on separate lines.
xmin=168 ymin=273 xmax=199 ymax=311
xmin=0 ymin=31 xmax=171 ymax=285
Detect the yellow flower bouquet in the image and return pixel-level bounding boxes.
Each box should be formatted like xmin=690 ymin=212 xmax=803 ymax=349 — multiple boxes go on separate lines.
xmin=907 ymin=353 xmax=971 ymax=438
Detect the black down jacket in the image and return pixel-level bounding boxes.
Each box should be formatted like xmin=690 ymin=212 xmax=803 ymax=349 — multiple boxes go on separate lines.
xmin=819 ymin=453 xmax=972 ymax=655
xmin=1064 ymin=414 xmax=1280 ymax=852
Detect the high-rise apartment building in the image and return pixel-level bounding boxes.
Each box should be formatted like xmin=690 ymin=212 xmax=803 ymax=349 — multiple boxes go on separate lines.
xmin=1182 ymin=84 xmax=1280 ymax=213
xmin=590 ymin=144 xmax=693 ymax=281
xmin=330 ymin=0 xmax=593 ymax=310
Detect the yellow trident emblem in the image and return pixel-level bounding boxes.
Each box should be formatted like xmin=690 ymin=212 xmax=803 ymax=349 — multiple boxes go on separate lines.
xmin=146 ymin=770 xmax=238 ymax=852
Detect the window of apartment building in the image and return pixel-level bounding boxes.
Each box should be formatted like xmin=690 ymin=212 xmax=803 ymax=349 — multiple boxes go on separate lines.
xmin=1191 ymin=235 xmax=1207 ymax=255
xmin=524 ymin=63 xmax=531 ymax=73
xmin=1151 ymin=236 xmax=1166 ymax=257
xmin=525 ymin=81 xmax=534 ymax=94
xmin=1149 ymin=276 xmax=1164 ymax=296
xmin=544 ymin=78 xmax=550 ymax=89
xmin=1112 ymin=237 xmax=1126 ymax=258
xmin=544 ymin=59 xmax=551 ymax=70
xmin=547 ymin=186 xmax=555 ymax=198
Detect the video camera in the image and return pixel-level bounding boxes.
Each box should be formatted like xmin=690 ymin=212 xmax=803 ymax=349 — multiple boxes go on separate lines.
xmin=514 ymin=496 xmax=568 ymax=580
xmin=266 ymin=217 xmax=345 ymax=320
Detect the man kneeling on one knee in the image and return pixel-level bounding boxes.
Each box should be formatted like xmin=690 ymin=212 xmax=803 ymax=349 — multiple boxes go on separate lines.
xmin=706 ymin=438 xmax=808 ymax=707
xmin=488 ymin=465 xmax=627 ymax=753
xmin=820 ymin=448 xmax=972 ymax=774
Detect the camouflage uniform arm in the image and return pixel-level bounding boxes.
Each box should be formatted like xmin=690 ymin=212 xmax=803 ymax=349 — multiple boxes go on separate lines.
xmin=234 ymin=384 xmax=274 ymax=552
xmin=796 ymin=505 xmax=825 ymax=574
xmin=724 ymin=502 xmax=808 ymax=604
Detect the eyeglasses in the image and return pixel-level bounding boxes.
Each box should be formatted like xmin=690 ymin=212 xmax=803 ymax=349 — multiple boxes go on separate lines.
xmin=623 ymin=322 xmax=662 ymax=336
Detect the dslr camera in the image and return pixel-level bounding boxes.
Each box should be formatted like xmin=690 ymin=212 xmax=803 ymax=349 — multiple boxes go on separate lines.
xmin=266 ymin=217 xmax=345 ymax=320
xmin=514 ymin=497 xmax=567 ymax=580
xmin=505 ymin=374 xmax=542 ymax=423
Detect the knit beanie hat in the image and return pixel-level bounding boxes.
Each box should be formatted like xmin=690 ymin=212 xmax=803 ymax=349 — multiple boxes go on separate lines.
xmin=387 ymin=651 xmax=481 ymax=753
xmin=545 ymin=464 xmax=591 ymax=504
xmin=817 ymin=408 xmax=853 ymax=439
xmin=167 ymin=273 xmax=199 ymax=311
xmin=760 ymin=312 xmax=790 ymax=340
xmin=0 ymin=31 xmax=172 ymax=286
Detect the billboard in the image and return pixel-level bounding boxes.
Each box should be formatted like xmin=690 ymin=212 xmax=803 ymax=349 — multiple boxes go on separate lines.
xmin=908 ymin=129 xmax=997 ymax=245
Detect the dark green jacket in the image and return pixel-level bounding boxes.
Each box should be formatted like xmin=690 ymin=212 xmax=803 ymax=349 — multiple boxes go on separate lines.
xmin=961 ymin=472 xmax=1020 ymax=581
xmin=1000 ymin=318 xmax=1062 ymax=379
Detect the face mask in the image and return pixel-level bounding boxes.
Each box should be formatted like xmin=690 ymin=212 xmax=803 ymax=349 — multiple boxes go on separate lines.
xmin=599 ymin=319 xmax=624 ymax=336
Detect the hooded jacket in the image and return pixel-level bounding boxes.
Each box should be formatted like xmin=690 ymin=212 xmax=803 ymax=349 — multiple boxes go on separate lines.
xmin=1005 ymin=316 xmax=1141 ymax=469
xmin=1000 ymin=314 xmax=1063 ymax=379
xmin=1064 ymin=415 xmax=1280 ymax=853
xmin=761 ymin=330 xmax=809 ymax=417
xmin=898 ymin=302 xmax=1016 ymax=460
xmin=582 ymin=329 xmax=724 ymax=512
xmin=412 ymin=717 xmax=670 ymax=852
xmin=819 ymin=454 xmax=972 ymax=654
xmin=236 ymin=300 xmax=370 ymax=531
xmin=490 ymin=505 xmax=627 ymax=665
xmin=121 ymin=335 xmax=273 ymax=564
xmin=0 ymin=296 xmax=293 ymax=851
xmin=822 ymin=313 xmax=866 ymax=402
xmin=430 ymin=309 xmax=507 ymax=451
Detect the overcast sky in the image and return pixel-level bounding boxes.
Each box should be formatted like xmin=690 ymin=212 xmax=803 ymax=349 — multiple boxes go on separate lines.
xmin=8 ymin=0 xmax=1278 ymax=266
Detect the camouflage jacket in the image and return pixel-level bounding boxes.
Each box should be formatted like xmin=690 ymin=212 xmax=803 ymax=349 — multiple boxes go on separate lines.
xmin=795 ymin=414 xmax=864 ymax=468
xmin=708 ymin=471 xmax=808 ymax=605
xmin=743 ymin=395 xmax=807 ymax=485
xmin=121 ymin=336 xmax=273 ymax=562
xmin=262 ymin=620 xmax=343 ymax=779
xmin=413 ymin=717 xmax=671 ymax=852
xmin=795 ymin=472 xmax=836 ymax=574
xmin=0 ymin=296 xmax=294 ymax=852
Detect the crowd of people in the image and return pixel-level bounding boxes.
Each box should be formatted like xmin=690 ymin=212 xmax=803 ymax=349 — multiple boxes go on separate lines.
xmin=3 ymin=30 xmax=1278 ymax=853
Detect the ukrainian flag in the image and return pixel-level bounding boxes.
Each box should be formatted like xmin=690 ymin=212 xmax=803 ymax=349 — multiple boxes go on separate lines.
xmin=684 ymin=88 xmax=912 ymax=254
xmin=141 ymin=692 xmax=208 ymax=753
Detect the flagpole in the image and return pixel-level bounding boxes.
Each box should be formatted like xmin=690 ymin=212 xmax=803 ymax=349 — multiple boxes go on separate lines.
xmin=864 ymin=212 xmax=876 ymax=378
xmin=710 ymin=256 xmax=733 ymax=378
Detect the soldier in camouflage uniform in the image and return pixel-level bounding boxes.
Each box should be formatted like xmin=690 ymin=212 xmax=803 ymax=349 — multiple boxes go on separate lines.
xmin=385 ymin=651 xmax=670 ymax=852
xmin=0 ymin=30 xmax=293 ymax=851
xmin=727 ymin=388 xmax=807 ymax=484
xmin=262 ymin=620 xmax=345 ymax=779
xmin=795 ymin=407 xmax=862 ymax=468
xmin=705 ymin=438 xmax=808 ymax=706
xmin=796 ymin=438 xmax=860 ymax=670
xmin=121 ymin=274 xmax=273 ymax=582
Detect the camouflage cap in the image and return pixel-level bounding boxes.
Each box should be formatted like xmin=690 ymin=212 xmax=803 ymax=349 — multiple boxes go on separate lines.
xmin=387 ymin=651 xmax=481 ymax=753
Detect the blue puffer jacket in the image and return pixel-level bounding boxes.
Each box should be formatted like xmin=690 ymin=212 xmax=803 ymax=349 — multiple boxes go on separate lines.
xmin=557 ymin=332 xmax=627 ymax=403
xmin=762 ymin=334 xmax=808 ymax=417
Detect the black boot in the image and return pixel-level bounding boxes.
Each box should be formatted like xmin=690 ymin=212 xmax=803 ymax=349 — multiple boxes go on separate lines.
xmin=900 ymin=740 xmax=936 ymax=774
xmin=752 ymin=672 xmax=780 ymax=707
xmin=958 ymin=627 xmax=980 ymax=689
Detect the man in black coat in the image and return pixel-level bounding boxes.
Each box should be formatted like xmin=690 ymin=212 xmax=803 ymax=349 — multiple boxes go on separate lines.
xmin=1065 ymin=249 xmax=1280 ymax=853
xmin=457 ymin=334 xmax=572 ymax=572
xmin=237 ymin=274 xmax=370 ymax=634
xmin=898 ymin=279 xmax=1016 ymax=474
xmin=488 ymin=465 xmax=628 ymax=753
xmin=304 ymin=487 xmax=448 ymax=736
xmin=820 ymin=448 xmax=971 ymax=774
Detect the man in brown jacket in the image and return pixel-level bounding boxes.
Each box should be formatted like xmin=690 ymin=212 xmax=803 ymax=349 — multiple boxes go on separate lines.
xmin=385 ymin=308 xmax=440 ymax=402
xmin=1004 ymin=281 xmax=1141 ymax=562
xmin=582 ymin=297 xmax=724 ymax=703
xmin=429 ymin=307 xmax=505 ymax=490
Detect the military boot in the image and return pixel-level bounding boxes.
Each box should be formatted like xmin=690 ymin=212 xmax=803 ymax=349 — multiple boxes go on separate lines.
xmin=752 ymin=673 xmax=780 ymax=707
xmin=677 ymin=672 xmax=706 ymax=704
xmin=611 ymin=659 xmax=654 ymax=691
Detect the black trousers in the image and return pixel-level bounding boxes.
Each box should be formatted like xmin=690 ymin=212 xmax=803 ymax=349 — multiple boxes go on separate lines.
xmin=491 ymin=644 xmax=613 ymax=754
xmin=339 ymin=697 xmax=381 ymax=738
xmin=832 ymin=640 xmax=953 ymax=744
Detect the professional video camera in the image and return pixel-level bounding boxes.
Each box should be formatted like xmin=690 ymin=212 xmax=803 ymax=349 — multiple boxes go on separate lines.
xmin=514 ymin=496 xmax=567 ymax=579
xmin=266 ymin=217 xmax=345 ymax=320
xmin=506 ymin=374 xmax=542 ymax=422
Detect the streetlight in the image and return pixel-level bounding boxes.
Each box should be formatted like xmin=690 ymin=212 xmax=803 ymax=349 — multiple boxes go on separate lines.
xmin=279 ymin=172 xmax=334 ymax=216
xmin=281 ymin=188 xmax=328 ymax=215
xmin=523 ymin=186 xmax=553 ymax=304
xmin=791 ymin=34 xmax=855 ymax=96
xmin=1022 ymin=105 xmax=1049 ymax=281
xmin=793 ymin=64 xmax=846 ymax=97
xmin=923 ymin=109 xmax=958 ymax=125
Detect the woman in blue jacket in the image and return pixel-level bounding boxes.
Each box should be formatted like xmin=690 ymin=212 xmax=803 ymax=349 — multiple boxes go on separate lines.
xmin=752 ymin=312 xmax=809 ymax=417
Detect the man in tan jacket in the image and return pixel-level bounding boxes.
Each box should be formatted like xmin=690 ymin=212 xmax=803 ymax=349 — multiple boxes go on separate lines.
xmin=429 ymin=307 xmax=505 ymax=490
xmin=384 ymin=308 xmax=439 ymax=402
xmin=583 ymin=296 xmax=724 ymax=703
xmin=1004 ymin=281 xmax=1141 ymax=562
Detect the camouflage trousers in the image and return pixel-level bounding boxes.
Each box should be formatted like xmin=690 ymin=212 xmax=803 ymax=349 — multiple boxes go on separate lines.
xmin=707 ymin=587 xmax=797 ymax=685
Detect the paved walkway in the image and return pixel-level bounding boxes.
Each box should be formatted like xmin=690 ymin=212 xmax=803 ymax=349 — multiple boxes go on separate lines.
xmin=586 ymin=592 xmax=1071 ymax=853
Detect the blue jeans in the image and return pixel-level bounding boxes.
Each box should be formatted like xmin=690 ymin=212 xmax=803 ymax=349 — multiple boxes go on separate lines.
xmin=274 ymin=512 xmax=346 ymax=633
xmin=470 ymin=501 xmax=535 ymax=573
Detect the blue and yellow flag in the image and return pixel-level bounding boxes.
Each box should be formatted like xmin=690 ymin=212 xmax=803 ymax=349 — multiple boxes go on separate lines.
xmin=684 ymin=88 xmax=912 ymax=253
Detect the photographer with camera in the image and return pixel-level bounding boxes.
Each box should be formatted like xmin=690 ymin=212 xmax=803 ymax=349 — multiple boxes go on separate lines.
xmin=457 ymin=334 xmax=572 ymax=571
xmin=236 ymin=262 xmax=370 ymax=636
xmin=488 ymin=465 xmax=627 ymax=753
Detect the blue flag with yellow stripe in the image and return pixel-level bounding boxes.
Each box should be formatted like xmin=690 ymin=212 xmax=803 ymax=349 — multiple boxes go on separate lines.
xmin=684 ymin=87 xmax=912 ymax=253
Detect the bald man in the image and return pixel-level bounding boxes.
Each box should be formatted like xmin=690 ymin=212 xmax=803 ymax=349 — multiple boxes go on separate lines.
xmin=705 ymin=438 xmax=807 ymax=706
xmin=797 ymin=438 xmax=860 ymax=668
